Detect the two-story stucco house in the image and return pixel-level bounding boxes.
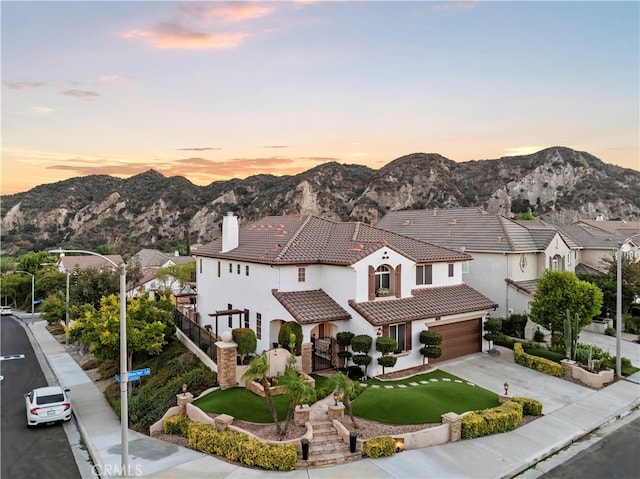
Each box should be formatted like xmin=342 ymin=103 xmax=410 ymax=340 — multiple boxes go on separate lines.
xmin=377 ymin=208 xmax=580 ymax=328
xmin=557 ymin=219 xmax=640 ymax=274
xmin=193 ymin=213 xmax=497 ymax=376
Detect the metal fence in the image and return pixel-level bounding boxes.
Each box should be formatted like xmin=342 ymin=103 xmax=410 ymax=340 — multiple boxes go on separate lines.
xmin=173 ymin=309 xmax=217 ymax=363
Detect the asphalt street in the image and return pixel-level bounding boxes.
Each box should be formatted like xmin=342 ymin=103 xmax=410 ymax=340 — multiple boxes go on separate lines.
xmin=0 ymin=316 xmax=81 ymax=479
xmin=540 ymin=415 xmax=640 ymax=479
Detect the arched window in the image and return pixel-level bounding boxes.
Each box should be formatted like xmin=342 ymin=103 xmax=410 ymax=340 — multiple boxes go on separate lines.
xmin=375 ymin=265 xmax=391 ymax=296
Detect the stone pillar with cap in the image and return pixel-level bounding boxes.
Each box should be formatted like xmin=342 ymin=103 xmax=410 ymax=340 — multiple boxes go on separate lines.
xmin=216 ymin=331 xmax=238 ymax=390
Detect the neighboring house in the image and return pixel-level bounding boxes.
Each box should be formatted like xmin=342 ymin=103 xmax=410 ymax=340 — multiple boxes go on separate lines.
xmin=376 ymin=208 xmax=580 ymax=328
xmin=193 ymin=213 xmax=497 ymax=376
xmin=558 ymin=220 xmax=640 ymax=274
xmin=128 ymin=249 xmax=195 ymax=297
xmin=58 ymin=254 xmax=124 ymax=274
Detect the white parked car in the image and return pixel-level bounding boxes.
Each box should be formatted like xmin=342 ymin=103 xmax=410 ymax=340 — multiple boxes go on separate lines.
xmin=24 ymin=386 xmax=72 ymax=427
xmin=1 ymin=306 xmax=13 ymax=316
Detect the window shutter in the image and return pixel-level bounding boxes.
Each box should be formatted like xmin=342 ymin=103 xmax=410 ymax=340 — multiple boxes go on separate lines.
xmin=382 ymin=324 xmax=390 ymax=336
xmin=395 ymin=264 xmax=402 ymax=298
xmin=368 ymin=265 xmax=375 ymax=301
xmin=406 ymin=321 xmax=412 ymax=350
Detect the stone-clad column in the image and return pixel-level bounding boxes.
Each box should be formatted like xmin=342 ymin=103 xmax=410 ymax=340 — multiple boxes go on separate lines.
xmin=442 ymin=412 xmax=462 ymax=442
xmin=216 ymin=340 xmax=238 ymax=390
xmin=301 ymin=342 xmax=312 ymax=374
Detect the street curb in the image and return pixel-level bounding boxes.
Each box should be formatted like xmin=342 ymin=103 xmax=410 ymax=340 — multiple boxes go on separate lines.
xmin=20 ymin=319 xmax=105 ymax=479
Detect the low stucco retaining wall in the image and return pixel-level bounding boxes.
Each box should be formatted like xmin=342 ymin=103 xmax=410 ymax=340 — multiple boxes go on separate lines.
xmin=333 ymin=418 xmax=451 ymax=451
xmin=571 ymin=365 xmax=614 ymax=389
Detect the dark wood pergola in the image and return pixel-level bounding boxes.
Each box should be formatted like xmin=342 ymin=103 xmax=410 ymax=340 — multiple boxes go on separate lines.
xmin=208 ymin=309 xmax=248 ymax=338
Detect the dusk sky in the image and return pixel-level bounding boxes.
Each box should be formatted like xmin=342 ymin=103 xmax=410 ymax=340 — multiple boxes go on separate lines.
xmin=2 ymin=1 xmax=639 ymax=196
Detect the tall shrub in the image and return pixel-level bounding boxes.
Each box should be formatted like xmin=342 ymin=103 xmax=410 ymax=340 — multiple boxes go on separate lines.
xmin=419 ymin=330 xmax=442 ymax=364
xmin=278 ymin=322 xmax=302 ymax=355
xmin=375 ymin=336 xmax=398 ymax=375
xmin=232 ymin=328 xmax=257 ymax=364
xmin=351 ymin=334 xmax=372 ymax=377
xmin=336 ymin=331 xmax=355 ymax=368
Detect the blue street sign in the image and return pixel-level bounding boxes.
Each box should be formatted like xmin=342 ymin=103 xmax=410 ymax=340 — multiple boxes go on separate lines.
xmin=115 ymin=368 xmax=151 ymax=383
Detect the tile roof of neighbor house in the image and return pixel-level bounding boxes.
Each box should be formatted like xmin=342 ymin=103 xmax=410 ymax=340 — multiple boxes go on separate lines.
xmin=60 ymin=255 xmax=123 ymax=272
xmin=272 ymin=289 xmax=352 ymax=324
xmin=377 ymin=207 xmax=579 ymax=253
xmin=573 ymin=220 xmax=640 ymax=238
xmin=557 ymin=223 xmax=633 ymax=250
xmin=505 ymin=279 xmax=539 ymax=297
xmin=195 ymin=215 xmax=471 ymax=265
xmin=348 ymin=284 xmax=498 ymax=326
xmin=132 ymin=249 xmax=194 ymax=267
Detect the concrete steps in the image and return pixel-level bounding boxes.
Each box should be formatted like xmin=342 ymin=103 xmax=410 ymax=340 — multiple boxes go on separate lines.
xmin=296 ymin=420 xmax=361 ymax=468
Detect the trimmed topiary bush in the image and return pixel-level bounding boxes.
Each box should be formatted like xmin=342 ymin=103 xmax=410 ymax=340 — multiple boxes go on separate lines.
xmin=511 ymin=397 xmax=543 ymax=416
xmin=363 ymin=436 xmax=395 ymax=458
xmin=232 ymin=328 xmax=257 ymax=363
xmin=278 ymin=322 xmax=302 ymax=355
xmin=419 ymin=330 xmax=442 ymax=364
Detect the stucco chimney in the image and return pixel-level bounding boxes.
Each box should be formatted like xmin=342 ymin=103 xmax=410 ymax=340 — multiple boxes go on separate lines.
xmin=221 ymin=212 xmax=239 ymax=252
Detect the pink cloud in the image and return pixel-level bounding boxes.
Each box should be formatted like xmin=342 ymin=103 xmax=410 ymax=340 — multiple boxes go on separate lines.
xmin=123 ymin=23 xmax=248 ymax=49
xmin=177 ymin=2 xmax=275 ymax=23
xmin=3 ymin=80 xmax=46 ymax=90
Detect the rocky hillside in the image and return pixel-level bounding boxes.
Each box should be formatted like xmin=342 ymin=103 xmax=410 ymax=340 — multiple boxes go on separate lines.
xmin=2 ymin=147 xmax=639 ymax=255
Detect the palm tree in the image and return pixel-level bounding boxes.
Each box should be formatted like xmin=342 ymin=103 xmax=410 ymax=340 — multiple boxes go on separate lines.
xmin=241 ymin=353 xmax=282 ymax=436
xmin=332 ymin=372 xmax=358 ymax=429
xmin=278 ymin=369 xmax=316 ymax=437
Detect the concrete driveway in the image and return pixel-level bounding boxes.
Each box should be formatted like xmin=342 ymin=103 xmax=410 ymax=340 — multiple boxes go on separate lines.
xmin=437 ymin=352 xmax=593 ymax=414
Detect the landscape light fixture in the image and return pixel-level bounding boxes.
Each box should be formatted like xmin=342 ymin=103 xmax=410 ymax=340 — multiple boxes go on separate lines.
xmin=504 ymin=381 xmax=509 ymax=395
xmin=182 ymin=383 xmax=188 ymax=397
xmin=333 ymin=393 xmax=338 ymax=406
xmin=49 ymin=248 xmax=130 ymax=476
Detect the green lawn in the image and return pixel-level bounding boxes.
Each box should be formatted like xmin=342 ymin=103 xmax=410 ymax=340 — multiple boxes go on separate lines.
xmin=193 ymin=387 xmax=291 ymax=422
xmin=194 ymin=369 xmax=500 ymax=425
xmin=353 ymin=370 xmax=500 ymax=424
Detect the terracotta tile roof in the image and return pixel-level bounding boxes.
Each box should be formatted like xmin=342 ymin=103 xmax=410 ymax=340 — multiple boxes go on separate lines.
xmin=377 ymin=207 xmax=546 ymax=253
xmin=60 ymin=255 xmax=123 ymax=272
xmin=195 ymin=215 xmax=470 ymax=265
xmin=347 ymin=284 xmax=498 ymax=326
xmin=272 ymin=289 xmax=351 ymax=324
xmin=505 ymin=278 xmax=538 ymax=297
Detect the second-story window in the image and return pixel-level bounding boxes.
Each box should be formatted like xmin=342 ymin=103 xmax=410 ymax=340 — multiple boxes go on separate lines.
xmin=298 ymin=267 xmax=306 ymax=282
xmin=448 ymin=263 xmax=454 ymax=277
xmin=237 ymin=264 xmax=241 ymax=274
xmin=217 ymin=261 xmax=221 ymax=277
xmin=375 ymin=265 xmax=391 ymax=295
xmin=229 ymin=263 xmax=233 ymax=273
xmin=246 ymin=265 xmax=250 ymax=276
xmin=416 ymin=264 xmax=433 ymax=285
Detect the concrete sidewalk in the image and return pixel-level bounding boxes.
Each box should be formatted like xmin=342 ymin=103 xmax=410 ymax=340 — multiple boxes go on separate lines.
xmin=24 ymin=317 xmax=640 ymax=479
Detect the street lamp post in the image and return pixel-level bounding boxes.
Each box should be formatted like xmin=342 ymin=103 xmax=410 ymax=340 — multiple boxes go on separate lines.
xmin=16 ymin=271 xmax=34 ymax=323
xmin=49 ymin=249 xmax=129 ymax=476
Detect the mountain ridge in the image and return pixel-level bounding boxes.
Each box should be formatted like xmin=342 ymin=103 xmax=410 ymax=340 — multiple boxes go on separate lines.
xmin=2 ymin=147 xmax=639 ymax=255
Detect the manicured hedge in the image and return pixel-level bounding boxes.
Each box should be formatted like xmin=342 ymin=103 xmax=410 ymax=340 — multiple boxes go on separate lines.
xmin=163 ymin=414 xmax=191 ymax=436
xmin=461 ymin=401 xmax=523 ymax=439
xmin=511 ymin=397 xmax=543 ymax=416
xmin=514 ymin=343 xmax=563 ymax=377
xmin=187 ymin=421 xmax=297 ymax=471
xmin=363 ymin=436 xmax=396 ymax=458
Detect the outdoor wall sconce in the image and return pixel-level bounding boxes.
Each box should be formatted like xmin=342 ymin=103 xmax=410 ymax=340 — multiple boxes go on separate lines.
xmin=376 ymin=327 xmax=383 ymax=337
xmin=182 ymin=383 xmax=188 ymax=397
xmin=394 ymin=437 xmax=404 ymax=452
xmin=503 ymin=381 xmax=509 ymax=395
xmin=333 ymin=393 xmax=338 ymax=406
